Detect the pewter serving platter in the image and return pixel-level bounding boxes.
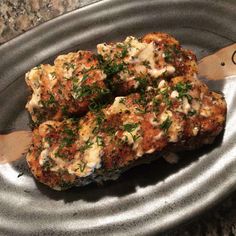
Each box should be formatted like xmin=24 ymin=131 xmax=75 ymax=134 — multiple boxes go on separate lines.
xmin=0 ymin=0 xmax=236 ymax=235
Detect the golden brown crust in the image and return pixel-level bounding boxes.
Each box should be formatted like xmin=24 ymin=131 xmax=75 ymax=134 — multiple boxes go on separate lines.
xmin=26 ymin=33 xmax=227 ymax=190
xmin=27 ymin=75 xmax=226 ymax=189
xmin=25 ymin=51 xmax=108 ymax=124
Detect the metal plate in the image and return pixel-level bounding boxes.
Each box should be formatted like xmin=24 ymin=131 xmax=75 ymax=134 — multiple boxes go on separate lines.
xmin=0 ymin=0 xmax=236 ymax=235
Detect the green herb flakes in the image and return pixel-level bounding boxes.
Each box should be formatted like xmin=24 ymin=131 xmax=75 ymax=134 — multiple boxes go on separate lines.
xmin=160 ymin=116 xmax=172 ymax=132
xmin=96 ymin=136 xmax=104 ymax=146
xmin=123 ymin=123 xmax=139 ymax=133
xmin=174 ymin=82 xmax=192 ymax=100
xmin=79 ymin=139 xmax=93 ymax=153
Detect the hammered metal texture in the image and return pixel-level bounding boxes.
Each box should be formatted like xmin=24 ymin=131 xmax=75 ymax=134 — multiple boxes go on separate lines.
xmin=0 ymin=0 xmax=236 ymax=235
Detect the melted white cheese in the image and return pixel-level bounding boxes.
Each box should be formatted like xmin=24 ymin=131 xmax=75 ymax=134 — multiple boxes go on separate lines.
xmin=39 ymin=149 xmax=49 ymax=166
xmin=160 ymin=110 xmax=173 ymax=123
xmin=158 ymin=80 xmax=167 ymax=89
xmin=25 ymin=68 xmax=42 ymax=116
xmin=145 ymin=148 xmax=155 ymax=154
xmin=200 ymin=105 xmax=212 ymax=117
xmin=159 ymin=110 xmax=182 ymax=143
xmin=131 ymin=40 xmax=175 ymax=78
xmin=125 ymin=36 xmax=147 ymax=59
xmin=154 ymin=132 xmax=163 ymax=140
xmin=149 ymin=116 xmax=158 ymax=127
xmin=83 ymin=141 xmax=102 ymax=170
xmin=107 ymin=97 xmax=128 ymax=114
xmin=192 ymin=99 xmax=200 ymax=112
xmin=121 ymin=126 xmax=140 ymax=145
xmin=98 ymin=36 xmax=175 ymax=81
xmin=170 ymin=90 xmax=179 ymax=99
xmin=192 ymin=127 xmax=199 ymax=136
xmin=43 ymin=65 xmax=58 ymax=89
xmin=138 ymin=43 xmax=155 ymax=66
xmin=38 ymin=121 xmax=59 ymax=136
xmin=168 ymin=121 xmax=182 ymax=143
xmin=67 ymin=140 xmax=102 ymax=177
xmin=182 ymin=97 xmax=191 ymax=114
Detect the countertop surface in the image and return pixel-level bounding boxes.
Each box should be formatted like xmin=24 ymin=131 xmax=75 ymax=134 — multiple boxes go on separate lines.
xmin=0 ymin=0 xmax=235 ymax=235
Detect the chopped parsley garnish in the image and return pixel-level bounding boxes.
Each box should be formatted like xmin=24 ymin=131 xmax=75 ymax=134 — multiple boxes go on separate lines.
xmin=119 ymin=98 xmax=126 ymax=104
xmin=92 ymin=111 xmax=105 ymax=134
xmin=134 ymin=94 xmax=148 ymax=106
xmin=132 ymin=134 xmax=141 ymax=142
xmin=79 ymin=139 xmax=93 ymax=153
xmin=72 ymin=82 xmax=110 ymax=101
xmin=164 ymin=49 xmax=173 ymax=63
xmin=63 ymin=62 xmax=75 ymax=70
xmin=96 ymin=111 xmax=105 ymax=125
xmin=61 ymin=106 xmax=68 ymax=115
xmin=17 ymin=172 xmax=24 ymax=178
xmin=45 ymin=136 xmax=53 ymax=145
xmin=89 ymin=99 xmax=104 ymax=113
xmin=188 ymin=109 xmax=197 ymax=116
xmin=42 ymin=159 xmax=54 ymax=171
xmin=98 ymin=54 xmax=125 ymax=78
xmin=116 ymin=44 xmax=128 ymax=58
xmin=160 ymin=89 xmax=172 ymax=107
xmin=81 ymin=65 xmax=96 ymax=73
xmin=50 ymin=72 xmax=56 ymax=78
xmin=134 ymin=77 xmax=148 ymax=93
xmin=104 ymin=126 xmax=116 ymax=136
xmin=61 ymin=137 xmax=74 ymax=147
xmin=55 ymin=150 xmax=67 ymax=159
xmin=81 ymin=74 xmax=89 ymax=83
xmin=133 ymin=78 xmax=148 ymax=106
xmin=92 ymin=126 xmax=99 ymax=135
xmin=135 ymin=107 xmax=146 ymax=114
xmin=123 ymin=123 xmax=139 ymax=132
xmin=96 ymin=136 xmax=104 ymax=146
xmin=58 ymin=126 xmax=76 ymax=149
xmin=142 ymin=60 xmax=151 ymax=69
xmin=121 ymin=46 xmax=128 ymax=58
xmin=164 ymin=44 xmax=180 ymax=63
xmin=75 ymin=161 xmax=87 ymax=172
xmin=48 ymin=93 xmax=55 ymax=103
xmin=174 ymin=82 xmax=192 ymax=100
xmin=123 ymin=123 xmax=140 ymax=143
xmin=43 ymin=93 xmax=56 ymax=107
xmin=160 ymin=116 xmax=172 ymax=132
xmin=104 ymin=62 xmax=124 ymax=77
xmin=72 ymin=84 xmax=93 ymax=99
xmin=173 ymin=44 xmax=181 ymax=54
xmin=62 ymin=128 xmax=74 ymax=136
xmin=152 ymin=98 xmax=161 ymax=112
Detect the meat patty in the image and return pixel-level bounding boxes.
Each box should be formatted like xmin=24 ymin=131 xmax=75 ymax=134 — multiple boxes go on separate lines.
xmin=26 ymin=73 xmax=226 ymax=190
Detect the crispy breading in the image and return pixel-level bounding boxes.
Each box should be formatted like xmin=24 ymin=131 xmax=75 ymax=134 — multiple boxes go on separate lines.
xmin=25 ymin=51 xmax=108 ymax=124
xmin=26 ymin=33 xmax=197 ymax=124
xmin=27 ymin=74 xmax=226 ymax=190
xmin=97 ymin=32 xmax=197 ymax=94
xmin=26 ymin=33 xmax=226 ymax=190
